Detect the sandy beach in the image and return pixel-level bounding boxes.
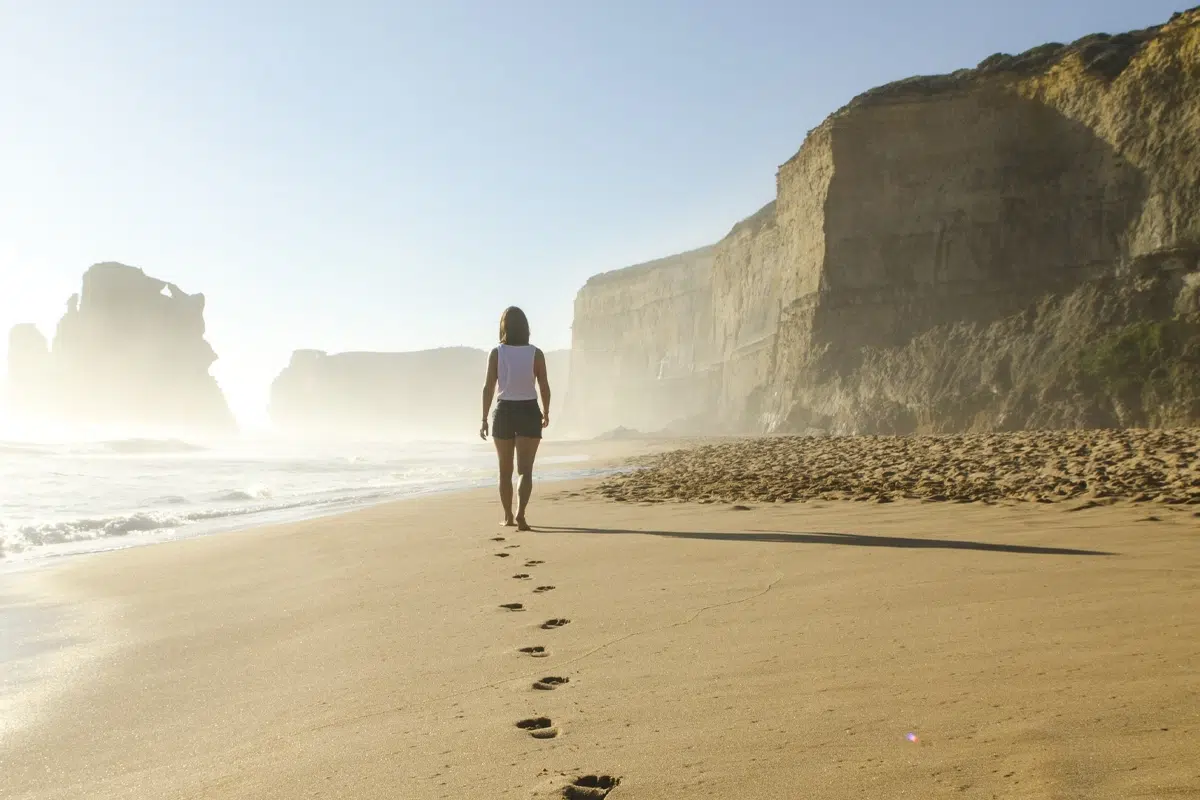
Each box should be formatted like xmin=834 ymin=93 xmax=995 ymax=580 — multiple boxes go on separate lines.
xmin=2 ymin=434 xmax=1199 ymax=799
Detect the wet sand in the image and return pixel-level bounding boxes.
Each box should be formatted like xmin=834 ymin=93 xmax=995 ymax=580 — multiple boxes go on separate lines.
xmin=2 ymin=434 xmax=1199 ymax=799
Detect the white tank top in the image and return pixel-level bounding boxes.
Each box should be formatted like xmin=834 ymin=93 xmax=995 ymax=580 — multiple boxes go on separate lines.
xmin=496 ymin=344 xmax=538 ymax=401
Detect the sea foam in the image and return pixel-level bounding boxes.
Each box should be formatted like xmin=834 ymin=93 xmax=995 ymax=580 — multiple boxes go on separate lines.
xmin=0 ymin=440 xmax=604 ymax=564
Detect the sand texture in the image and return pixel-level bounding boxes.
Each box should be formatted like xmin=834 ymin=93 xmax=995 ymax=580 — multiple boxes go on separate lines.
xmin=597 ymin=428 xmax=1200 ymax=505
xmin=2 ymin=461 xmax=1199 ymax=798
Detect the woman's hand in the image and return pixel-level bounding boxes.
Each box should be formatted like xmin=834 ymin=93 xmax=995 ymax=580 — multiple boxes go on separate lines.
xmin=479 ymin=420 xmax=489 ymax=440
xmin=541 ymin=411 xmax=550 ymax=429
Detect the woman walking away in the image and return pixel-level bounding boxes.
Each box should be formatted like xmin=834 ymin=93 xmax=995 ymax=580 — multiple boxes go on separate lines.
xmin=480 ymin=306 xmax=550 ymax=531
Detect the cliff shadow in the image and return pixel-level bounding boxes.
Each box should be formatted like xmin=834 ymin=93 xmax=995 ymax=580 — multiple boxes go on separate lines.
xmin=537 ymin=526 xmax=1114 ymax=556
xmin=817 ymin=85 xmax=1150 ymax=356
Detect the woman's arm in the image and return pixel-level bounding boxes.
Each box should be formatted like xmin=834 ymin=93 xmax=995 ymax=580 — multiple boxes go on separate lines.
xmin=480 ymin=348 xmax=498 ymax=439
xmin=534 ymin=348 xmax=551 ymax=428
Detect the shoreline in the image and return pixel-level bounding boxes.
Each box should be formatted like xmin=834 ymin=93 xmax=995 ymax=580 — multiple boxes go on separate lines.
xmin=0 ymin=436 xmax=666 ymax=571
xmin=2 ymin=465 xmax=1198 ymax=798
xmin=0 ymin=437 xmax=670 ymax=752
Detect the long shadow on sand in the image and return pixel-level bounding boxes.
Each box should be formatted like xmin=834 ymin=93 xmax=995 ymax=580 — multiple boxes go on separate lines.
xmin=536 ymin=527 xmax=1115 ymax=557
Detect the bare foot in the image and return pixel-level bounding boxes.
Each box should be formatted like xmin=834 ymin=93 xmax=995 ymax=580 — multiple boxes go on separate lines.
xmin=501 ymin=518 xmax=516 ymax=527
xmin=516 ymin=517 xmax=531 ymax=531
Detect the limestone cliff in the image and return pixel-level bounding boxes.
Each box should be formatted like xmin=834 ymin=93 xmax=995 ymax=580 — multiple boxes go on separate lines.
xmin=563 ymin=7 xmax=1200 ymax=436
xmin=270 ymin=347 xmax=570 ymax=438
xmin=562 ymin=247 xmax=716 ymax=435
xmin=4 ymin=263 xmax=236 ymax=434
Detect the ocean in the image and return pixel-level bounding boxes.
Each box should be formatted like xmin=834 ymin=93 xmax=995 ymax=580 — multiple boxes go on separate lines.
xmin=0 ymin=436 xmax=602 ymax=566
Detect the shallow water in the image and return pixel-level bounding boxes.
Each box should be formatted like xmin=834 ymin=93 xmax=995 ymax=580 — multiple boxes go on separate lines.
xmin=0 ymin=436 xmax=601 ymax=565
xmin=0 ymin=435 xmax=609 ymax=744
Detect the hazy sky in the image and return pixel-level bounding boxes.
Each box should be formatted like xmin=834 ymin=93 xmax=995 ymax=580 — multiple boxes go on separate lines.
xmin=0 ymin=0 xmax=1185 ymax=427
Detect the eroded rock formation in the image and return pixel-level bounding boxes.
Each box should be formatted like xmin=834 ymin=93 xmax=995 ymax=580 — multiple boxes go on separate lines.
xmin=563 ymin=7 xmax=1200 ymax=436
xmin=269 ymin=347 xmax=570 ymax=438
xmin=4 ymin=263 xmax=236 ymax=434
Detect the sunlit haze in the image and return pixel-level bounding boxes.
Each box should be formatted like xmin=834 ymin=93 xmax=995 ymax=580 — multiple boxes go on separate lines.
xmin=0 ymin=0 xmax=1182 ymax=429
xmin=3 ymin=4 xmax=1199 ymax=796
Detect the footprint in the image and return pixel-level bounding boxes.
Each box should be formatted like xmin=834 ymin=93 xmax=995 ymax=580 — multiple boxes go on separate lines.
xmin=519 ymin=646 xmax=549 ymax=658
xmin=564 ymin=775 xmax=620 ymax=799
xmin=495 ymin=553 xmax=512 ymax=558
xmin=500 ymin=603 xmax=525 ymax=611
xmin=516 ymin=717 xmax=558 ymax=739
xmin=505 ymin=544 xmax=521 ymax=549
xmin=533 ymin=676 xmax=569 ymax=691
xmin=512 ymin=573 xmax=531 ymax=580
xmin=524 ymin=560 xmax=544 ymax=567
xmin=491 ymin=536 xmax=506 ymax=542
xmin=541 ymin=618 xmax=570 ymax=630
xmin=533 ymin=585 xmax=556 ymax=593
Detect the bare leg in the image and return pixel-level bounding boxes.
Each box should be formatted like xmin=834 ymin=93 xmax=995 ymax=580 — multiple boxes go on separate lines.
xmin=514 ymin=436 xmax=541 ymax=531
xmin=494 ymin=437 xmax=516 ymax=525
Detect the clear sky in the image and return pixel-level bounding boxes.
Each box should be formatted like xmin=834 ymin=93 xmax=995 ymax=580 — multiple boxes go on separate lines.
xmin=0 ymin=0 xmax=1186 ymax=428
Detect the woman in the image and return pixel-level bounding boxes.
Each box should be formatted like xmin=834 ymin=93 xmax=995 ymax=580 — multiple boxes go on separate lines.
xmin=480 ymin=306 xmax=550 ymax=531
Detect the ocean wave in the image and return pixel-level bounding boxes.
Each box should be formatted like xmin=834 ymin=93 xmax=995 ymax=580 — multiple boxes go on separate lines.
xmin=0 ymin=487 xmax=411 ymax=558
xmin=13 ymin=512 xmax=187 ymax=547
xmin=98 ymin=438 xmax=208 ymax=454
xmin=0 ymin=442 xmax=48 ymax=456
xmin=215 ymin=487 xmax=273 ymax=502
xmin=0 ymin=439 xmax=615 ymax=563
xmin=0 ymin=438 xmax=207 ymax=458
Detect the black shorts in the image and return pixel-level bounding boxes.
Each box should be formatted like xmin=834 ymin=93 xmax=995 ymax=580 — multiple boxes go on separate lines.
xmin=492 ymin=399 xmax=543 ymax=440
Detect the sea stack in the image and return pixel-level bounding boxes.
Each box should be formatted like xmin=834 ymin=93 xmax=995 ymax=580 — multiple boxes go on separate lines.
xmin=4 ymin=262 xmax=236 ymax=435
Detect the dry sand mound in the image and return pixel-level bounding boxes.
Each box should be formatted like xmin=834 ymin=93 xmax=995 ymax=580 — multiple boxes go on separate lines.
xmin=595 ymin=428 xmax=1200 ymax=505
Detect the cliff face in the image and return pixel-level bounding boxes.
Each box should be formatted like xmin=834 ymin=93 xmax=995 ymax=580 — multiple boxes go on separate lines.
xmin=562 ymin=247 xmax=716 ymax=435
xmin=563 ymin=7 xmax=1200 ymax=436
xmin=4 ymin=263 xmax=236 ymax=435
xmin=270 ymin=347 xmax=570 ymax=438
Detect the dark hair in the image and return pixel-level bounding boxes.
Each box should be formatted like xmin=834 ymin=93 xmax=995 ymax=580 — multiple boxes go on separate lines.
xmin=499 ymin=306 xmax=530 ymax=346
